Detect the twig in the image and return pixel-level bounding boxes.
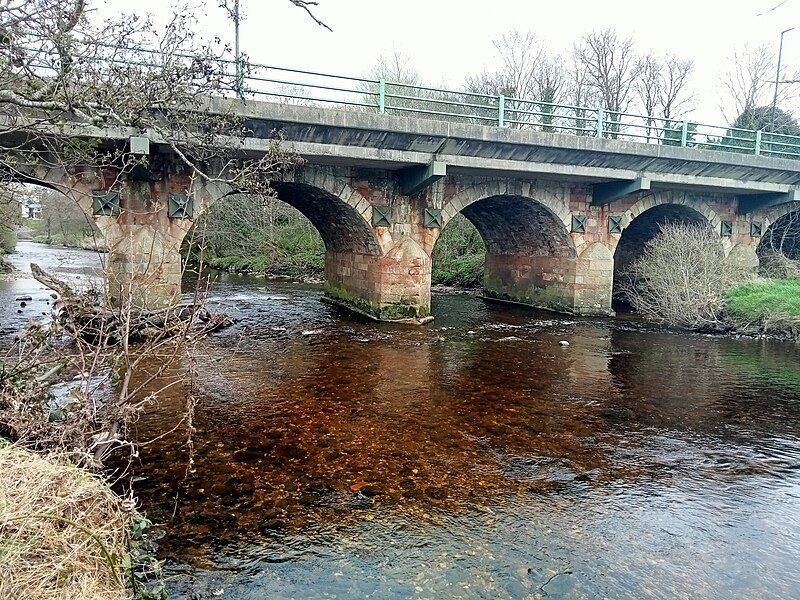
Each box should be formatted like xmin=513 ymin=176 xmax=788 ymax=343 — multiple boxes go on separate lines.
xmin=538 ymin=567 xmax=573 ymax=595
xmin=290 ymin=0 xmax=332 ymax=31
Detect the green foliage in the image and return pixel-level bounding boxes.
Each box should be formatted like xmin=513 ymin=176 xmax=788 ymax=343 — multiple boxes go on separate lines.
xmin=27 ymin=188 xmax=98 ymax=248
xmin=193 ymin=194 xmax=325 ymax=278
xmin=731 ymin=105 xmax=800 ymax=135
xmin=0 ymin=228 xmax=16 ymax=254
xmin=125 ymin=513 xmax=167 ymax=600
xmin=720 ymin=106 xmax=800 ymax=157
xmin=432 ymin=254 xmax=485 ymax=287
xmin=726 ymin=278 xmax=800 ymax=338
xmin=662 ymin=122 xmax=698 ymax=147
xmin=431 ymin=214 xmax=485 ymax=287
xmin=0 ymin=186 xmax=21 ymax=257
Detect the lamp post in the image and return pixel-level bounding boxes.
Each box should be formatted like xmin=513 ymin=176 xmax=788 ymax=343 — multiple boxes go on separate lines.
xmin=770 ymin=27 xmax=795 ymax=133
xmin=234 ymin=0 xmax=244 ymax=100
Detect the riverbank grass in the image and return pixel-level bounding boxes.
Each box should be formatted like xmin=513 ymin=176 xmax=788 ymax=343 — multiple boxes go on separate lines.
xmin=726 ymin=278 xmax=800 ymax=338
xmin=0 ymin=444 xmax=131 ymax=600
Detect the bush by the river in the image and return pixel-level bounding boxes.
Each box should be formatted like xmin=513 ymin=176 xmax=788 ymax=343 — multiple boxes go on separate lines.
xmin=0 ymin=228 xmax=15 ymax=254
xmin=431 ymin=213 xmax=484 ymax=287
xmin=618 ymin=222 xmax=749 ymax=330
xmin=620 ymin=222 xmax=800 ymax=339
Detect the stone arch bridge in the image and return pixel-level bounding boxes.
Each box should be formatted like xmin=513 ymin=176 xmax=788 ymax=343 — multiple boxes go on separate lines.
xmin=17 ymin=99 xmax=800 ymax=322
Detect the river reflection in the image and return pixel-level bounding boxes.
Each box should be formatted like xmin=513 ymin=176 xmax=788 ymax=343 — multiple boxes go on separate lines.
xmin=124 ymin=275 xmax=800 ymax=599
xmin=3 ymin=244 xmax=800 ymax=598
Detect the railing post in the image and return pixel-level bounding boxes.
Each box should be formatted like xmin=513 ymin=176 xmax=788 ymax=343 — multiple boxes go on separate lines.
xmin=681 ymin=121 xmax=689 ymax=147
xmin=596 ymin=107 xmax=604 ymax=138
xmin=498 ymin=94 xmax=505 ymax=127
xmin=754 ymin=130 xmax=762 ymax=156
xmin=378 ymin=79 xmax=386 ymax=114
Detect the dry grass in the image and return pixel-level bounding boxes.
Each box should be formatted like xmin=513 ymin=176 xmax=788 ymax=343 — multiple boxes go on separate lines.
xmin=0 ymin=444 xmax=130 ymax=600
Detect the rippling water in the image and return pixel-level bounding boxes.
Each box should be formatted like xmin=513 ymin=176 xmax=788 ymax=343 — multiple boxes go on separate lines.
xmin=3 ymin=243 xmax=800 ymax=598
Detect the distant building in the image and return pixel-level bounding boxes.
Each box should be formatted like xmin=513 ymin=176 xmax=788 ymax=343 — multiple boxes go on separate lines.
xmin=20 ymin=197 xmax=42 ymax=220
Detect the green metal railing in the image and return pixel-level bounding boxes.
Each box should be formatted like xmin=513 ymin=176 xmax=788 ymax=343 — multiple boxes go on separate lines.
xmin=232 ymin=61 xmax=800 ymax=159
xmin=16 ymin=43 xmax=800 ymax=160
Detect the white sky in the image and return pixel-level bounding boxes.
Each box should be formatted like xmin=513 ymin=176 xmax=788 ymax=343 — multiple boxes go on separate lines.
xmin=103 ymin=0 xmax=800 ymax=124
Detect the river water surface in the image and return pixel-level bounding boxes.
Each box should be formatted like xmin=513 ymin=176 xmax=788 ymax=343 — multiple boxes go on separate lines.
xmin=3 ymin=242 xmax=800 ymax=599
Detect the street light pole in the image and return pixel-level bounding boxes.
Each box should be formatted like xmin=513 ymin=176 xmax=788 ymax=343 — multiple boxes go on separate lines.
xmin=234 ymin=0 xmax=244 ymax=100
xmin=770 ymin=27 xmax=795 ymax=133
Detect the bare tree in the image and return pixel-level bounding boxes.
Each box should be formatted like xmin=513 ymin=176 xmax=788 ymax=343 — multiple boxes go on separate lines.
xmin=363 ymin=50 xmax=443 ymax=117
xmin=34 ymin=187 xmax=98 ymax=247
xmin=659 ymin=54 xmax=695 ymax=121
xmin=619 ymin=222 xmax=749 ymax=330
xmin=465 ymin=31 xmax=567 ymax=129
xmin=0 ymin=0 xmax=315 ymax=200
xmin=635 ymin=54 xmax=662 ymax=141
xmin=635 ymin=53 xmax=695 ymax=141
xmin=719 ymin=44 xmax=774 ymax=122
xmin=368 ymin=49 xmax=423 ymax=86
xmin=0 ymin=0 xmax=306 ymax=471
xmin=574 ymin=28 xmax=642 ymax=136
xmin=532 ymin=54 xmax=567 ymax=131
xmin=489 ymin=30 xmax=543 ymax=98
xmin=565 ymin=54 xmax=596 ymax=135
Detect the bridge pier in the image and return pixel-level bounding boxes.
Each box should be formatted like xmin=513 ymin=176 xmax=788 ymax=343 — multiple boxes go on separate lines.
xmin=482 ymin=251 xmax=578 ymax=312
xmin=324 ymin=241 xmax=431 ymax=321
xmin=270 ymin=174 xmax=433 ymax=322
xmin=95 ymin=179 xmax=198 ymax=309
xmin=434 ymin=182 xmax=614 ymax=317
xmin=51 ymin=167 xmax=227 ymax=311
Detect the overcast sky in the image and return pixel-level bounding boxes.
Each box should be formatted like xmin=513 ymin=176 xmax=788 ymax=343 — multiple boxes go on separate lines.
xmin=104 ymin=0 xmax=799 ymax=124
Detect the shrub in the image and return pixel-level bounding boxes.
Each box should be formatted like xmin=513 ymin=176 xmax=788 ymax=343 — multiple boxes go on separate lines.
xmin=618 ymin=222 xmax=750 ymax=329
xmin=432 ymin=253 xmax=484 ymax=287
xmin=0 ymin=228 xmax=15 ymax=254
xmin=758 ymin=249 xmax=800 ymax=279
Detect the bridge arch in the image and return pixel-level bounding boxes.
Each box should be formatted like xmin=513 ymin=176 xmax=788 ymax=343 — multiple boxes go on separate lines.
xmin=436 ymin=180 xmax=594 ymax=313
xmin=198 ymin=167 xmax=383 ymax=257
xmin=441 ymin=180 xmax=571 ymax=231
xmin=200 ymin=168 xmax=431 ymax=320
xmin=272 ymin=167 xmax=383 ymax=256
xmin=616 ymin=191 xmax=725 ymax=245
xmin=757 ymin=202 xmax=800 ymax=260
xmin=612 ymin=192 xmax=724 ymax=310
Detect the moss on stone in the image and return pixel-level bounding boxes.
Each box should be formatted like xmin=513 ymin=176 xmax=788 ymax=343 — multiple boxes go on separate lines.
xmin=482 ymin=282 xmax=574 ymax=314
xmin=323 ymin=282 xmax=429 ymax=321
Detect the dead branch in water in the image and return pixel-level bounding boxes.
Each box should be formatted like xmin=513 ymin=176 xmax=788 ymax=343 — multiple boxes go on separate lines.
xmin=29 ymin=262 xmax=234 ymax=344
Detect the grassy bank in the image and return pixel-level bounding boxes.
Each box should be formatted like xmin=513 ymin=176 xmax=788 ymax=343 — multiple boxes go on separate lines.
xmin=31 ymin=233 xmax=101 ymax=251
xmin=726 ymin=279 xmax=800 ymax=338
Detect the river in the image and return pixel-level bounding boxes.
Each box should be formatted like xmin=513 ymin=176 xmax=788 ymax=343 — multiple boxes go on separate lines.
xmin=3 ymin=241 xmax=800 ymax=599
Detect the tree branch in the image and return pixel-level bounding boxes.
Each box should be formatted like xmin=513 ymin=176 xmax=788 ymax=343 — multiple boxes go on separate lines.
xmin=289 ymin=0 xmax=331 ymax=31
